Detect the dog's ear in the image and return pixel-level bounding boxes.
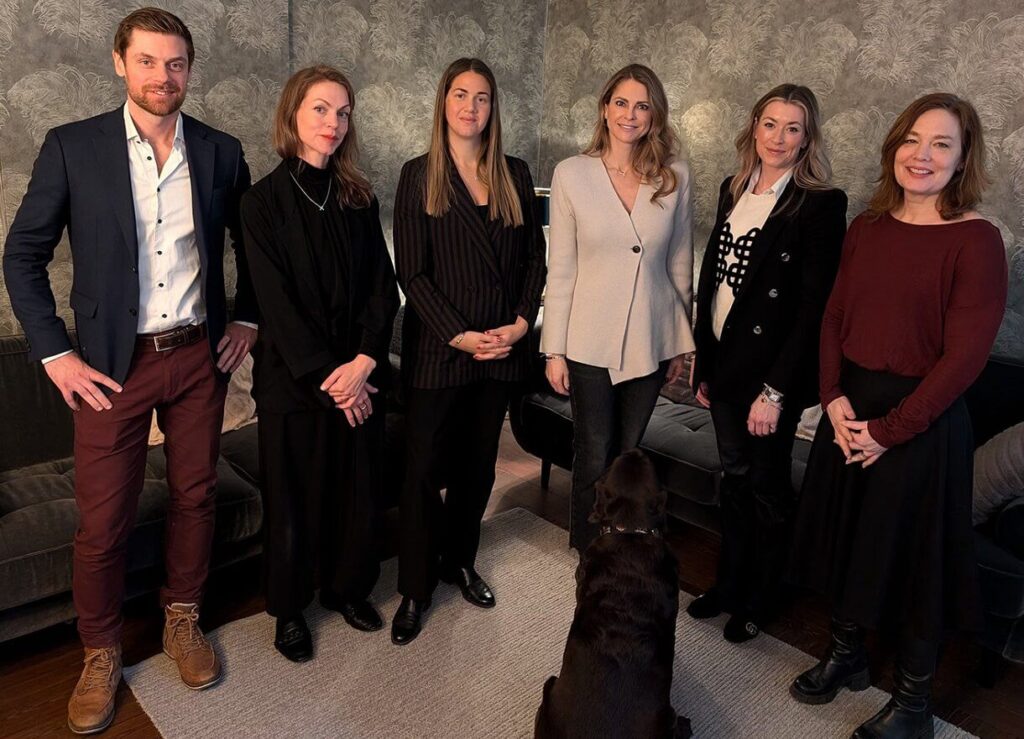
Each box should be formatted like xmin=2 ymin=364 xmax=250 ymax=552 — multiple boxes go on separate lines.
xmin=588 ymin=476 xmax=611 ymax=524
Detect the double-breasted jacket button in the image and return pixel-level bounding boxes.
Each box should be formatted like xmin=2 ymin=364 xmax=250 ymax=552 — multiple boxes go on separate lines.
xmin=768 ymin=288 xmax=779 ymax=298
xmin=780 ymin=252 xmax=791 ymax=262
xmin=631 ymin=245 xmax=641 ymax=254
xmin=752 ymin=325 xmax=763 ymax=335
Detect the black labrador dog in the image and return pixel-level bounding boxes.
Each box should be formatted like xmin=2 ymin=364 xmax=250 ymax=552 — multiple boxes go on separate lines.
xmin=535 ymin=449 xmax=691 ymax=739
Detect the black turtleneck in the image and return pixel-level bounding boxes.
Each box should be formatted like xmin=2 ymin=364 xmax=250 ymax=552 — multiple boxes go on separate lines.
xmin=289 ymin=157 xmax=351 ymax=334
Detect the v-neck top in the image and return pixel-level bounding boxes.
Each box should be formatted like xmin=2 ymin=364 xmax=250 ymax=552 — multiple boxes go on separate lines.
xmin=540 ymin=154 xmax=696 ymax=383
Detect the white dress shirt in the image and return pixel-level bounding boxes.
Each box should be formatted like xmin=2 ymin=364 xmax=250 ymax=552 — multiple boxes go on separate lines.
xmin=123 ymin=104 xmax=204 ymax=334
xmin=710 ymin=167 xmax=793 ymax=339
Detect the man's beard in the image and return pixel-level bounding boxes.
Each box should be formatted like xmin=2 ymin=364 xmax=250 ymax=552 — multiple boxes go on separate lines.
xmin=129 ymin=84 xmax=186 ymax=117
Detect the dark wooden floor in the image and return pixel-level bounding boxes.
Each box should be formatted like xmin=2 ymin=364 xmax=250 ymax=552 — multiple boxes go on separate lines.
xmin=1 ymin=426 xmax=1022 ymax=738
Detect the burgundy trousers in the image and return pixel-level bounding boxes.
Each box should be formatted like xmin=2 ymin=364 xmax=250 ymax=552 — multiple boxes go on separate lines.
xmin=72 ymin=336 xmax=226 ymax=647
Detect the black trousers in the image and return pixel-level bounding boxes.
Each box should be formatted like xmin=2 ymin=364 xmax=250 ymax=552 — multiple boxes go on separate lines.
xmin=258 ymin=408 xmax=381 ymax=618
xmin=710 ymin=399 xmax=801 ymax=619
xmin=398 ymin=379 xmax=512 ymax=600
xmin=566 ymin=360 xmax=668 ymax=552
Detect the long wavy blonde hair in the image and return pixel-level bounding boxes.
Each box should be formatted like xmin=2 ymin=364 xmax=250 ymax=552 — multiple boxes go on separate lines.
xmin=730 ymin=84 xmax=832 ymax=209
xmin=424 ymin=58 xmax=523 ymax=227
xmin=583 ymin=64 xmax=679 ymax=202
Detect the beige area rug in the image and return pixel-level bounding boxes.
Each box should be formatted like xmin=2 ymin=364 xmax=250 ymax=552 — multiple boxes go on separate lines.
xmin=124 ymin=509 xmax=974 ymax=738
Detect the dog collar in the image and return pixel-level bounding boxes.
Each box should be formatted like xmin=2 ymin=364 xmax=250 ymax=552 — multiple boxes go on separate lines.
xmin=599 ymin=525 xmax=662 ymax=538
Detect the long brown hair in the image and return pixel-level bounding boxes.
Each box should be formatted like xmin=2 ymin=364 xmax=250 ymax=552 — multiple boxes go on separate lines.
xmin=583 ymin=64 xmax=679 ymax=202
xmin=867 ymin=92 xmax=989 ymax=221
xmin=425 ymin=58 xmax=522 ymax=227
xmin=272 ymin=65 xmax=372 ymax=208
xmin=730 ymin=83 xmax=832 ymax=208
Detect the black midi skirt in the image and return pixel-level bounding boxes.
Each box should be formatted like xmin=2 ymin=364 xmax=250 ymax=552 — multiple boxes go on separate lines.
xmin=788 ymin=363 xmax=982 ymax=641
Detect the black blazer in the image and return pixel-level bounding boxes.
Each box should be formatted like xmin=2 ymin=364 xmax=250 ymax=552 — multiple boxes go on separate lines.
xmin=2 ymin=107 xmax=256 ymax=385
xmin=240 ymin=160 xmax=399 ymax=413
xmin=393 ymin=154 xmax=547 ymax=389
xmin=692 ymin=177 xmax=847 ymax=409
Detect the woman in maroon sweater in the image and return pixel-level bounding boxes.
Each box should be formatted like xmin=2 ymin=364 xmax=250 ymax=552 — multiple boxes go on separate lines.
xmin=788 ymin=93 xmax=1008 ymax=739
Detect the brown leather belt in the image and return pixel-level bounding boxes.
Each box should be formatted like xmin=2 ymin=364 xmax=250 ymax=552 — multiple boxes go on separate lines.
xmin=137 ymin=322 xmax=207 ymax=352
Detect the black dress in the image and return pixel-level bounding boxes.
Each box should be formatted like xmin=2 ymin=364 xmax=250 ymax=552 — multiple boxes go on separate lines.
xmin=241 ymin=159 xmax=399 ymax=618
xmin=788 ymin=214 xmax=1008 ymax=641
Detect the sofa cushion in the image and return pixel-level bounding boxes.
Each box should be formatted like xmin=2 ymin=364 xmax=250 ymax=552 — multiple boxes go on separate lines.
xmin=0 ymin=449 xmax=261 ymax=611
xmin=973 ymin=421 xmax=1024 ymax=525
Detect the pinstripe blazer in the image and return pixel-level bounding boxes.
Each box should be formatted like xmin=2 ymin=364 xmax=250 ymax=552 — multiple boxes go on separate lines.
xmin=393 ymin=153 xmax=547 ymax=389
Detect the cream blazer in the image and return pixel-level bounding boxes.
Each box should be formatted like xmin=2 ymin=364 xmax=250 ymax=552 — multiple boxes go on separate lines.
xmin=540 ymin=155 xmax=695 ymax=384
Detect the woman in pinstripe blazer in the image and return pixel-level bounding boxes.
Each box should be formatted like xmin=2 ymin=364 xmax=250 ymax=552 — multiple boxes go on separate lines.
xmin=390 ymin=58 xmax=546 ymax=645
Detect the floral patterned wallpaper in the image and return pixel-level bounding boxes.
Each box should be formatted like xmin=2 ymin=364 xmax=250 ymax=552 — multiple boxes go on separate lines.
xmin=1 ymin=0 xmax=1021 ymax=361
xmin=0 ymin=0 xmax=545 ymax=337
xmin=538 ymin=0 xmax=1024 ymax=359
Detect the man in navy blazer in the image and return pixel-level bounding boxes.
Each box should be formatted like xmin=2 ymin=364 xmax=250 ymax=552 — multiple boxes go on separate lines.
xmin=2 ymin=8 xmax=256 ymax=734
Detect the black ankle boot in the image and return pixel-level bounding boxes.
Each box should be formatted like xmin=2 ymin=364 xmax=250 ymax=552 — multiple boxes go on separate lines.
xmin=852 ymin=638 xmax=936 ymax=739
xmin=790 ymin=618 xmax=870 ymax=704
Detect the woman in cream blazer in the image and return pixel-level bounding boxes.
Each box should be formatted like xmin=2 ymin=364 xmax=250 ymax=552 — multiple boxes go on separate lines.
xmin=540 ymin=64 xmax=694 ymax=552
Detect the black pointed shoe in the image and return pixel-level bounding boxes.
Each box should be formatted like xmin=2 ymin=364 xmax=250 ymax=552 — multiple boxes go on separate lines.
xmin=791 ymin=618 xmax=870 ymax=704
xmin=391 ymin=597 xmax=430 ymax=646
xmin=274 ymin=615 xmax=313 ymax=663
xmin=321 ymin=594 xmax=383 ymax=632
xmin=723 ymin=611 xmax=762 ymax=643
xmin=686 ymin=588 xmax=724 ymax=619
xmin=440 ymin=566 xmax=495 ymax=609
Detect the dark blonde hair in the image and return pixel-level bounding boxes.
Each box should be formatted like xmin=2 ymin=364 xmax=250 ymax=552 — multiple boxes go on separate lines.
xmin=425 ymin=58 xmax=522 ymax=227
xmin=731 ymin=84 xmax=831 ymax=208
xmin=273 ymin=65 xmax=372 ymax=209
xmin=867 ymin=92 xmax=988 ymax=221
xmin=584 ymin=64 xmax=679 ymax=202
xmin=114 ymin=7 xmax=194 ymax=67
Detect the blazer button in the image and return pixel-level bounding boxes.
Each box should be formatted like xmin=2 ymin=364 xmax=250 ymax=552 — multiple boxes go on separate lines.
xmin=632 ymin=245 xmax=641 ymax=253
xmin=131 ymin=266 xmax=137 ymax=273
xmin=129 ymin=308 xmax=138 ymax=316
xmin=753 ymin=325 xmax=763 ymax=335
xmin=780 ymin=252 xmax=791 ymax=262
xmin=768 ymin=288 xmax=778 ymax=298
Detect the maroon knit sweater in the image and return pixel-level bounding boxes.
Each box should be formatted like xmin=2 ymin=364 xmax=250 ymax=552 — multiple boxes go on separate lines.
xmin=820 ymin=211 xmax=1007 ymax=448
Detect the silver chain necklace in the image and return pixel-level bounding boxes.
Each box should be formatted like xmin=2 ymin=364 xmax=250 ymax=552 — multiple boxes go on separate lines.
xmin=289 ymin=171 xmax=332 ymax=212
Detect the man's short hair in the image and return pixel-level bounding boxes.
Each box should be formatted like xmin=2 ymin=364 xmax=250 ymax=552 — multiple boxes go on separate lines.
xmin=113 ymin=7 xmax=194 ymax=67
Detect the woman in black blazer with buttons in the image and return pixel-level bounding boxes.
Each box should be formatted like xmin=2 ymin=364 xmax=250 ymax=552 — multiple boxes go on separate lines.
xmin=688 ymin=84 xmax=847 ymax=642
xmin=390 ymin=58 xmax=546 ymax=645
xmin=241 ymin=66 xmax=399 ymax=661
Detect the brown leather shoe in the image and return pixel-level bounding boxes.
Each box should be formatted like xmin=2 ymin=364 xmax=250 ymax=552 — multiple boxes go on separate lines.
xmin=162 ymin=603 xmax=221 ymax=689
xmin=67 ymin=645 xmax=121 ymax=735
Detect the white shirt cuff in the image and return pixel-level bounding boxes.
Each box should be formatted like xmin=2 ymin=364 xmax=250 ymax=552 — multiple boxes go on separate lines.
xmin=233 ymin=321 xmax=258 ymax=330
xmin=42 ymin=349 xmax=74 ymax=364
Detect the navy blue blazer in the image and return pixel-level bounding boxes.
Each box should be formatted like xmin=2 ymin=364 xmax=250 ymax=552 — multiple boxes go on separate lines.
xmin=2 ymin=107 xmax=256 ymax=385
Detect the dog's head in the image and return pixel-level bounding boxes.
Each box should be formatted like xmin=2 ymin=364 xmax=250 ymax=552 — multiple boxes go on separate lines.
xmin=588 ymin=449 xmax=666 ymax=531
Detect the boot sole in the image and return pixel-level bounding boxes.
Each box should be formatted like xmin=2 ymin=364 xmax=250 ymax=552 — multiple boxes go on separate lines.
xmin=789 ymin=668 xmax=871 ymax=705
xmin=163 ymin=649 xmax=222 ymax=690
xmin=68 ymin=710 xmax=114 ymax=735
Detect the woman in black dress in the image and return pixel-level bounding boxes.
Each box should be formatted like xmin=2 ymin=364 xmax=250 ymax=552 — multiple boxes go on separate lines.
xmin=240 ymin=65 xmax=398 ymax=662
xmin=688 ymin=84 xmax=847 ymax=642
xmin=788 ymin=93 xmax=1008 ymax=738
xmin=390 ymin=58 xmax=546 ymax=645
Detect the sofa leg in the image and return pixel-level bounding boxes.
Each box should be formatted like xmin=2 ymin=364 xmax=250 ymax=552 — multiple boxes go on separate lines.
xmin=540 ymin=459 xmax=551 ymax=490
xmin=976 ymin=647 xmax=1005 ymax=689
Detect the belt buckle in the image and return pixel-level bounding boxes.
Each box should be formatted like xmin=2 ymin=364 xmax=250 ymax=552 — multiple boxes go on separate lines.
xmin=154 ymin=328 xmax=186 ymax=352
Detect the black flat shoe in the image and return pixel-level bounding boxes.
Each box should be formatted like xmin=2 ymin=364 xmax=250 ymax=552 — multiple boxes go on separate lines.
xmin=391 ymin=597 xmax=430 ymax=646
xmin=321 ymin=594 xmax=383 ymax=632
xmin=686 ymin=588 xmax=724 ymax=619
xmin=274 ymin=614 xmax=313 ymax=662
xmin=723 ymin=612 xmax=761 ymax=643
xmin=440 ymin=566 xmax=495 ymax=609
